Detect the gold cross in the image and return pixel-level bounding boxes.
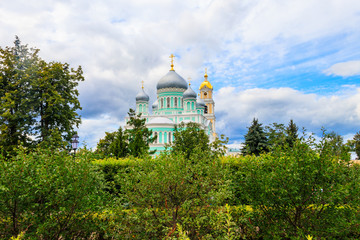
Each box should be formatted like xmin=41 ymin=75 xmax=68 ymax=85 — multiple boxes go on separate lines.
xmin=188 ymin=77 xmax=191 ymax=86
xmin=204 ymin=67 xmax=208 ymax=78
xmin=169 ymin=54 xmax=175 ymax=70
xmin=141 ymin=80 xmax=144 ymax=89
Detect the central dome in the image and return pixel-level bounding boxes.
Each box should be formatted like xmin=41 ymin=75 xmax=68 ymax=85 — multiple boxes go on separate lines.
xmin=156 ymin=70 xmax=188 ymax=90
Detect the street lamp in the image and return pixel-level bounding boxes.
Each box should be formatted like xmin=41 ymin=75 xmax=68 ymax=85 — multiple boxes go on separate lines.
xmin=71 ymin=134 xmax=79 ymax=158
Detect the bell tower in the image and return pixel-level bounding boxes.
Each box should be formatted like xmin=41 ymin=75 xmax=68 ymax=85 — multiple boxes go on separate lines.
xmin=199 ymin=68 xmax=216 ymax=137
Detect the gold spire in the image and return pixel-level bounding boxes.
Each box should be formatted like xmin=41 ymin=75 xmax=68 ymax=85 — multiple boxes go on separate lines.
xmin=141 ymin=80 xmax=144 ymax=89
xmin=204 ymin=67 xmax=208 ymax=78
xmin=188 ymin=77 xmax=191 ymax=86
xmin=169 ymin=54 xmax=175 ymax=71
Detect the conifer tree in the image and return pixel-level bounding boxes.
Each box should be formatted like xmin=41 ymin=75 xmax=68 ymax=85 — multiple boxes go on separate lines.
xmin=242 ymin=118 xmax=269 ymax=156
xmin=285 ymin=119 xmax=299 ymax=148
xmin=352 ymin=131 xmax=360 ymax=159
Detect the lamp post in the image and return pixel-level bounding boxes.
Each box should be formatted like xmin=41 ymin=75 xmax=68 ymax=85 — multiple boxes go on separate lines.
xmin=71 ymin=134 xmax=79 ymax=159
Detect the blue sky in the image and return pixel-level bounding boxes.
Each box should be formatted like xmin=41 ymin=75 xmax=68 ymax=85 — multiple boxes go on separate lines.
xmin=0 ymin=0 xmax=360 ymax=149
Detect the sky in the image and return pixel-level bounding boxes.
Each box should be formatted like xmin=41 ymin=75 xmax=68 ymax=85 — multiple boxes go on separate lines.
xmin=1 ymin=0 xmax=360 ymax=149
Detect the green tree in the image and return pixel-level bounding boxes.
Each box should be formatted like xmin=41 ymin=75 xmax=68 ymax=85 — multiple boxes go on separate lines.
xmin=0 ymin=37 xmax=84 ymax=156
xmin=285 ymin=119 xmax=299 ymax=147
xmin=96 ymin=126 xmax=129 ymax=158
xmin=353 ymin=131 xmax=360 ymax=159
xmin=120 ymin=149 xmax=230 ymax=239
xmin=171 ymin=122 xmax=211 ymax=159
xmin=0 ymin=147 xmax=106 ymax=239
xmin=322 ymin=130 xmax=349 ymax=159
xmin=0 ymin=36 xmax=39 ymax=156
xmin=33 ymin=60 xmax=83 ymax=144
xmin=126 ymin=108 xmax=155 ymax=157
xmin=238 ymin=136 xmax=360 ymax=238
xmin=242 ymin=118 xmax=269 ymax=156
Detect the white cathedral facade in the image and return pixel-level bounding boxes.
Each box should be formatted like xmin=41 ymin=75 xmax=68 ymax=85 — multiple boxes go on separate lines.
xmin=125 ymin=56 xmax=216 ymax=153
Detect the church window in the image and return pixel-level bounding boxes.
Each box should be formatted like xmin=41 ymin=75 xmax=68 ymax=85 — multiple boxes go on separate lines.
xmin=168 ymin=132 xmax=171 ymax=143
xmin=164 ymin=132 xmax=167 ymax=143
xmin=154 ymin=132 xmax=158 ymax=144
xmin=187 ymin=102 xmax=190 ymax=110
xmin=167 ymin=97 xmax=170 ymax=108
xmin=204 ymin=105 xmax=208 ymax=114
xmin=191 ymin=102 xmax=194 ymax=110
xmin=204 ymin=92 xmax=207 ymax=98
xmin=139 ymin=104 xmax=142 ymax=112
xmin=161 ymin=98 xmax=164 ymax=108
xmin=174 ymin=97 xmax=178 ymax=108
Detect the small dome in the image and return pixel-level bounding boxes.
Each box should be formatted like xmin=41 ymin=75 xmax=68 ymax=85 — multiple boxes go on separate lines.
xmin=183 ymin=85 xmax=197 ymax=99
xmin=152 ymin=99 xmax=158 ymax=109
xmin=156 ymin=70 xmax=188 ymax=90
xmin=196 ymin=96 xmax=206 ymax=108
xmin=148 ymin=117 xmax=174 ymax=124
xmin=136 ymin=88 xmax=149 ymax=102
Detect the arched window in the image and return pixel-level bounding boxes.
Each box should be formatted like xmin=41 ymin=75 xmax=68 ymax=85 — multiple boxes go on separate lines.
xmin=204 ymin=105 xmax=208 ymax=114
xmin=167 ymin=97 xmax=170 ymax=108
xmin=174 ymin=97 xmax=178 ymax=108
xmin=187 ymin=102 xmax=190 ymax=110
xmin=154 ymin=132 xmax=158 ymax=144
xmin=191 ymin=102 xmax=194 ymax=110
xmin=168 ymin=132 xmax=171 ymax=143
xmin=161 ymin=98 xmax=164 ymax=108
xmin=139 ymin=104 xmax=142 ymax=112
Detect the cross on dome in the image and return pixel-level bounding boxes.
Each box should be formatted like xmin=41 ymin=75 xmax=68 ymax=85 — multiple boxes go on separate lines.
xmin=169 ymin=54 xmax=175 ymax=71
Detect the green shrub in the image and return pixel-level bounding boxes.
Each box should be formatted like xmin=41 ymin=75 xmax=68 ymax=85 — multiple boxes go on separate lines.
xmin=0 ymin=147 xmax=107 ymax=239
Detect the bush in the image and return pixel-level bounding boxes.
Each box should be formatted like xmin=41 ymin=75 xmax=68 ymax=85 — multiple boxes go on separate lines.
xmin=0 ymin=147 xmax=107 ymax=239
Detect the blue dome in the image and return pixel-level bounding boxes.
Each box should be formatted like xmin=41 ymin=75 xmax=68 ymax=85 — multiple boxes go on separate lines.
xmin=156 ymin=70 xmax=188 ymax=90
xmin=183 ymin=85 xmax=197 ymax=99
xmin=136 ymin=88 xmax=149 ymax=102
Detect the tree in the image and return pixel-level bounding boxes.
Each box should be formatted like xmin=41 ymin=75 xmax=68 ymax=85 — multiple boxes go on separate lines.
xmin=96 ymin=127 xmax=128 ymax=158
xmin=126 ymin=108 xmax=155 ymax=157
xmin=322 ymin=130 xmax=349 ymax=159
xmin=354 ymin=131 xmax=360 ymax=160
xmin=0 ymin=147 xmax=106 ymax=239
xmin=285 ymin=119 xmax=298 ymax=148
xmin=0 ymin=36 xmax=39 ymax=156
xmin=171 ymin=122 xmax=211 ymax=159
xmin=33 ymin=60 xmax=83 ymax=144
xmin=121 ymin=149 xmax=229 ymax=239
xmin=238 ymin=136 xmax=360 ymax=238
xmin=0 ymin=37 xmax=83 ymax=157
xmin=242 ymin=118 xmax=269 ymax=156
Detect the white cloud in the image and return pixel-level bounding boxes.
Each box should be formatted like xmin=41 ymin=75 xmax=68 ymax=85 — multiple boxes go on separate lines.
xmin=324 ymin=61 xmax=360 ymax=77
xmin=215 ymin=86 xmax=360 ymax=140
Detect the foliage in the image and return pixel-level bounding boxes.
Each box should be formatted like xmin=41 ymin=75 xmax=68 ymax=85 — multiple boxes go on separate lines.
xmin=96 ymin=126 xmax=128 ymax=158
xmin=171 ymin=122 xmax=212 ymax=159
xmin=321 ymin=130 xmax=350 ymax=159
xmin=242 ymin=118 xmax=269 ymax=156
xmin=126 ymin=108 xmax=156 ymax=157
xmin=0 ymin=147 xmax=106 ymax=239
xmin=266 ymin=119 xmax=299 ymax=150
xmin=0 ymin=36 xmax=39 ymax=156
xmin=237 ymin=135 xmax=360 ymax=238
xmin=119 ymin=149 xmax=230 ymax=239
xmin=286 ymin=119 xmax=299 ymax=147
xmin=353 ymin=131 xmax=360 ymax=159
xmin=0 ymin=36 xmax=83 ymax=158
xmin=32 ymin=60 xmax=83 ymax=144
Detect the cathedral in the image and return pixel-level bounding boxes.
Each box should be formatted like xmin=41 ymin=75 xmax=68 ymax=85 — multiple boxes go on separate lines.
xmin=125 ymin=55 xmax=216 ymax=153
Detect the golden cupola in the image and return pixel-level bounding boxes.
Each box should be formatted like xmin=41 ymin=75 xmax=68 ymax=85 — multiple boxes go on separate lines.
xmin=199 ymin=68 xmax=213 ymax=90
